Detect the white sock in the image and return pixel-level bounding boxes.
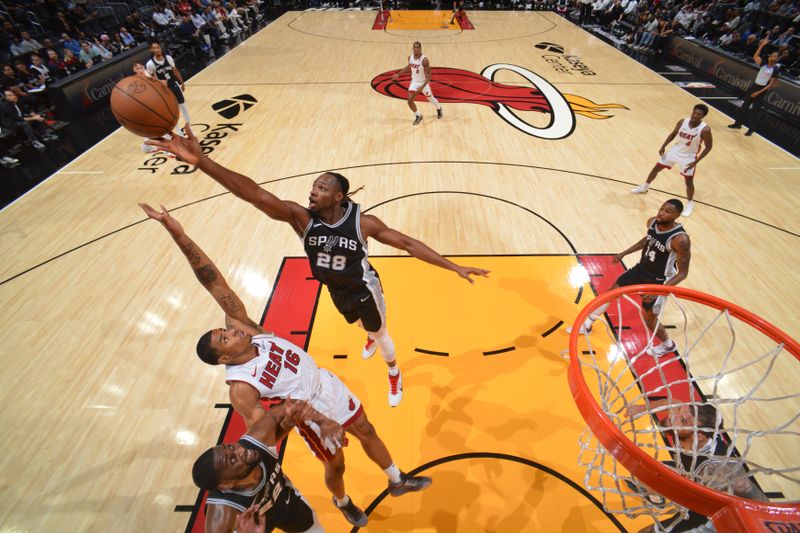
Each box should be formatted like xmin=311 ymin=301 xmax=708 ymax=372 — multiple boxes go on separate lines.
xmin=385 ymin=464 xmax=402 ymax=483
xmin=334 ymin=495 xmax=350 ymax=507
xmin=415 ymin=111 xmax=421 ymax=117
xmin=178 ymin=103 xmax=191 ymax=124
xmin=370 ymin=327 xmax=396 ymax=363
xmin=388 ymin=365 xmax=399 ymax=376
xmin=427 ymin=95 xmax=440 ymax=109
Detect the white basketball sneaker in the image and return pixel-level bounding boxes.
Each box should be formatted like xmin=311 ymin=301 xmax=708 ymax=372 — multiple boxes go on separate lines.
xmin=362 ymin=337 xmax=377 ymax=359
xmin=630 ymin=183 xmax=650 ymax=194
xmin=388 ymin=369 xmax=403 ymax=407
xmin=647 ymin=339 xmax=676 ymax=357
xmin=682 ymin=201 xmax=694 ymax=217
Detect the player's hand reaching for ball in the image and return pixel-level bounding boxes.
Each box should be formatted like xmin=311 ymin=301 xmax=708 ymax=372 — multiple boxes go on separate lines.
xmin=146 ymin=123 xmax=203 ymax=166
xmin=455 ymin=266 xmax=491 ymax=284
xmin=139 ymin=203 xmax=185 ymax=237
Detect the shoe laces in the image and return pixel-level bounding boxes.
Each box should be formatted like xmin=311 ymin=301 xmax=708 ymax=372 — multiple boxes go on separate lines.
xmin=389 ymin=373 xmax=400 ymax=393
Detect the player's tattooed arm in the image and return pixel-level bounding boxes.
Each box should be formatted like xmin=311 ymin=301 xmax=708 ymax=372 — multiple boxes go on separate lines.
xmin=665 ymin=234 xmax=691 ymax=286
xmin=140 ymin=203 xmax=258 ymax=327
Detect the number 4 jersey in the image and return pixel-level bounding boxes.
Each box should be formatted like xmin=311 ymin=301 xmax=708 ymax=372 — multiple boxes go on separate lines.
xmin=302 ymin=202 xmax=379 ymax=292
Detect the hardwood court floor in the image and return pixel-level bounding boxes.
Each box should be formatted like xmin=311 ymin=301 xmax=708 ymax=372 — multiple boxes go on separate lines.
xmin=0 ymin=10 xmax=798 ymax=532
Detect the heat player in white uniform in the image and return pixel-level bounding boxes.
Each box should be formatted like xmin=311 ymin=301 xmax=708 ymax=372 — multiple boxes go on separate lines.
xmin=391 ymin=41 xmax=442 ymax=125
xmin=630 ymin=104 xmax=713 ymax=217
xmin=140 ymin=203 xmax=432 ymax=529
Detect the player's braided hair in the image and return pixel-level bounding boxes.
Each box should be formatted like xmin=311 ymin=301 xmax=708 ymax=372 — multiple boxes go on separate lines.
xmin=192 ymin=447 xmax=220 ymax=490
xmin=326 ymin=172 xmax=365 ymax=207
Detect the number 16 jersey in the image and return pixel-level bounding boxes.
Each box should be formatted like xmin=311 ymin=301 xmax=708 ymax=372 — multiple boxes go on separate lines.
xmin=302 ymin=202 xmax=379 ymax=292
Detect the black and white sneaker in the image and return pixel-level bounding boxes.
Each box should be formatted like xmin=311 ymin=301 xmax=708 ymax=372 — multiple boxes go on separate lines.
xmin=388 ymin=472 xmax=432 ymax=496
xmin=436 ymin=108 xmax=443 ymax=119
xmin=413 ymin=115 xmax=422 ymax=125
xmin=333 ymin=496 xmax=368 ymax=527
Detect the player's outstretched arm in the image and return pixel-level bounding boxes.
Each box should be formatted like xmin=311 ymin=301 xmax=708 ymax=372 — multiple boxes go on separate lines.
xmin=145 ymin=125 xmax=311 ymax=235
xmin=361 ymin=214 xmax=490 ymax=283
xmin=140 ymin=203 xmax=259 ymax=329
xmin=664 ymin=234 xmax=690 ymax=286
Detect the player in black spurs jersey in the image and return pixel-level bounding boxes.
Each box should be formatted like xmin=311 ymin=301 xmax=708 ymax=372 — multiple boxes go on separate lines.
xmin=193 ymin=399 xmax=331 ymax=533
xmin=147 ymin=127 xmax=490 ymax=408
xmin=567 ymin=199 xmax=691 ymax=357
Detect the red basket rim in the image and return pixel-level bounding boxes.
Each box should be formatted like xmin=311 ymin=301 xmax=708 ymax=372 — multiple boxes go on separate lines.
xmin=567 ymin=284 xmax=800 ymax=529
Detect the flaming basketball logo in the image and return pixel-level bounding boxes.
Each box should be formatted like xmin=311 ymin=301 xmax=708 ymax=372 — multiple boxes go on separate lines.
xmin=371 ymin=64 xmax=627 ymax=139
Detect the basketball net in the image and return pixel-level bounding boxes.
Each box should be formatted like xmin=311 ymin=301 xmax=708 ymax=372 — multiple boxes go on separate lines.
xmin=568 ymin=285 xmax=800 ymax=532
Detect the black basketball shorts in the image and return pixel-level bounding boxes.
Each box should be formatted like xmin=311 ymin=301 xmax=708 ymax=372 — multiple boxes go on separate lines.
xmin=265 ymin=486 xmax=316 ymax=533
xmin=328 ymin=286 xmax=386 ymax=333
xmin=615 ymin=263 xmax=666 ymax=311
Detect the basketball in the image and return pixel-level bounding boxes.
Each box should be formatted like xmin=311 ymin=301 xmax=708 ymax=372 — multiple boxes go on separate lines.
xmin=110 ymin=75 xmax=179 ymax=138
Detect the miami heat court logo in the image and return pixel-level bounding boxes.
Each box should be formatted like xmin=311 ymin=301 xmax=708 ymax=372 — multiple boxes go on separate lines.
xmin=372 ymin=64 xmax=627 ymax=139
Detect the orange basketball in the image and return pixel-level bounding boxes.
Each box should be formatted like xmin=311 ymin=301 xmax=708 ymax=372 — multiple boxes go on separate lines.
xmin=110 ymin=75 xmax=179 ymax=138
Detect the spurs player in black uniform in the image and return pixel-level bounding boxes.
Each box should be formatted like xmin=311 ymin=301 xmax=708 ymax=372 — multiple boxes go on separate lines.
xmin=146 ymin=126 xmax=490 ymax=407
xmin=568 ymin=199 xmax=691 ymax=357
xmin=145 ymin=42 xmax=191 ymax=126
xmin=193 ymin=399 xmax=330 ymax=533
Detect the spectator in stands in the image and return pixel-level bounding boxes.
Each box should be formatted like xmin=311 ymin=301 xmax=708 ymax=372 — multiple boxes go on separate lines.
xmin=78 ymin=40 xmax=104 ymax=68
xmin=729 ymin=37 xmax=782 ymax=136
xmin=29 ymin=55 xmax=52 ymax=85
xmin=62 ymin=49 xmax=83 ymax=75
xmin=44 ymin=50 xmax=68 ymax=81
xmin=69 ymin=5 xmax=104 ymax=37
xmin=110 ymin=33 xmax=132 ymax=53
xmin=674 ymin=3 xmax=696 ymax=32
xmin=177 ymin=14 xmax=211 ymax=53
xmin=0 ymin=89 xmax=56 ymax=151
xmin=176 ymin=0 xmax=194 ymax=16
xmin=203 ymin=5 xmax=230 ymax=39
xmin=214 ymin=1 xmax=243 ymax=34
xmin=721 ymin=9 xmax=741 ymax=33
xmin=223 ymin=1 xmax=247 ymax=31
xmin=61 ymin=33 xmax=82 ymax=56
xmin=153 ymin=5 xmax=173 ymax=29
xmin=97 ymin=34 xmax=118 ymax=56
xmin=119 ymin=27 xmax=137 ymax=48
xmin=742 ymin=33 xmax=760 ymax=55
xmin=720 ymin=30 xmax=743 ymax=51
xmin=14 ymin=62 xmax=46 ymax=96
xmin=49 ymin=11 xmax=76 ymax=35
xmin=773 ymin=26 xmax=795 ymax=46
xmin=578 ymin=0 xmax=594 ymax=25
xmin=124 ymin=14 xmax=149 ymax=41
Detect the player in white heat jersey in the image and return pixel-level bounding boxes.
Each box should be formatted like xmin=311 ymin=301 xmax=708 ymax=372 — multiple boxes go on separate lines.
xmin=630 ymin=104 xmax=713 ymax=217
xmin=141 ymin=203 xmax=432 ymax=529
xmin=391 ymin=41 xmax=442 ymax=125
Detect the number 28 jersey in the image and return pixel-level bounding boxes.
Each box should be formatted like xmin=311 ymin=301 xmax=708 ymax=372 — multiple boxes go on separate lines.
xmin=302 ymin=202 xmax=378 ymax=292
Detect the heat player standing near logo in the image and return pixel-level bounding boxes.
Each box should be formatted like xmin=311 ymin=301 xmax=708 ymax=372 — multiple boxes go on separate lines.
xmin=391 ymin=41 xmax=443 ymax=125
xmin=630 ymin=104 xmax=713 ymax=217
xmin=145 ymin=42 xmax=191 ymax=126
